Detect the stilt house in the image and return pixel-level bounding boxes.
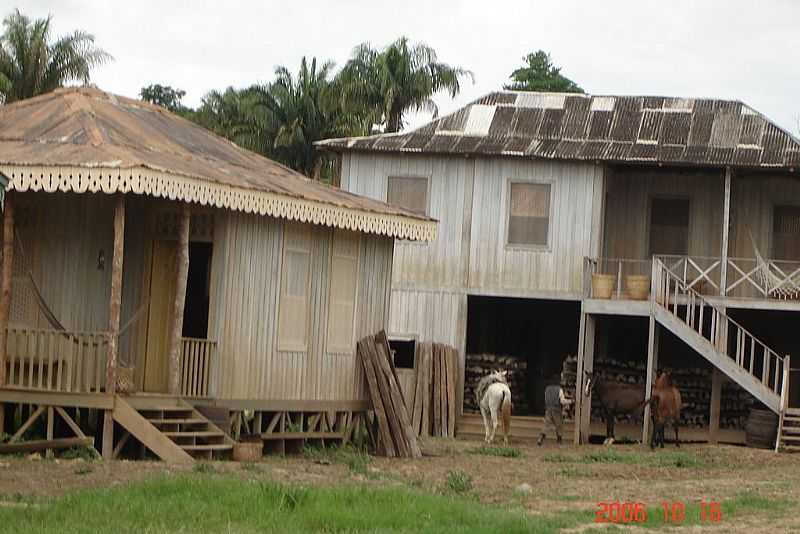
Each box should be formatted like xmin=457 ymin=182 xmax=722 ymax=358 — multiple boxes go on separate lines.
xmin=319 ymin=91 xmax=800 ymax=448
xmin=0 ymin=87 xmax=435 ymax=461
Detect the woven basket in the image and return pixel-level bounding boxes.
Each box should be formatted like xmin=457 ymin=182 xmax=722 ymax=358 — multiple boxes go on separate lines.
xmin=626 ymin=275 xmax=650 ymax=300
xmin=115 ymin=367 xmax=136 ymax=394
xmin=233 ymin=439 xmax=263 ymax=462
xmin=591 ymin=274 xmax=615 ymax=299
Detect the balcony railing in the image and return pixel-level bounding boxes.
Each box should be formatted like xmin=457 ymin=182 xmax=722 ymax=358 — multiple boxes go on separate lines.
xmin=179 ymin=337 xmax=216 ymax=398
xmin=4 ymin=327 xmax=109 ymax=393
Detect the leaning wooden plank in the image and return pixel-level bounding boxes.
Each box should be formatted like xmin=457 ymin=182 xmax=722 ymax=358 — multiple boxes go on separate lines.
xmin=0 ymin=437 xmax=93 ymax=454
xmin=9 ymin=405 xmax=45 ymax=443
xmin=411 ymin=343 xmax=425 ymax=435
xmin=376 ymin=330 xmax=407 ymax=410
xmin=112 ymin=397 xmax=193 ymax=463
xmin=447 ymin=347 xmax=457 ymax=438
xmin=357 ymin=340 xmax=395 ymax=457
xmin=366 ymin=339 xmax=408 ymax=457
xmin=432 ymin=345 xmax=441 ymax=436
xmin=422 ymin=342 xmax=432 ymax=437
xmin=439 ymin=345 xmax=447 ymax=437
xmin=373 ymin=334 xmax=421 ymax=457
xmin=55 ymin=406 xmax=87 ymax=439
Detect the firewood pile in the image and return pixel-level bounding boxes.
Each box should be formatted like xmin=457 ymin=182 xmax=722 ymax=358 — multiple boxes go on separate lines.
xmin=560 ymin=355 xmax=753 ymax=429
xmin=411 ymin=342 xmax=458 ymax=438
xmin=357 ymin=331 xmax=421 ymax=458
xmin=463 ymin=353 xmax=530 ymax=414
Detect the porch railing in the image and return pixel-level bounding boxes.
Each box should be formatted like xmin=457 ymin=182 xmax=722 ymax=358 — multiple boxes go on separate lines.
xmin=583 ymin=257 xmax=652 ymax=299
xmin=180 ymin=337 xmax=216 ymax=398
xmin=4 ymin=327 xmax=109 ymax=393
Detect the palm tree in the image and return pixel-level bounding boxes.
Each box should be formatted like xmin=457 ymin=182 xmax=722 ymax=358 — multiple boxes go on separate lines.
xmin=338 ymin=37 xmax=472 ymax=133
xmin=0 ymin=9 xmax=111 ymax=103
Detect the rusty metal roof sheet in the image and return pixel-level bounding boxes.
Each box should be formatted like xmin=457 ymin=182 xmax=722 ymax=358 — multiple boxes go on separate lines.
xmin=0 ymin=87 xmax=435 ymax=240
xmin=317 ymin=91 xmax=800 ymax=170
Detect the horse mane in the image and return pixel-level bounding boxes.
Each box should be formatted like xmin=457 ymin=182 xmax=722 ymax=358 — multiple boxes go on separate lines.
xmin=655 ymin=372 xmax=673 ymax=389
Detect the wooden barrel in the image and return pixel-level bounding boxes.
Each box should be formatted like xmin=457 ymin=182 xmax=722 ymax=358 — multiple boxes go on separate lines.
xmin=626 ymin=275 xmax=650 ymax=300
xmin=592 ymin=274 xmax=615 ymax=299
xmin=745 ymin=408 xmax=778 ymax=449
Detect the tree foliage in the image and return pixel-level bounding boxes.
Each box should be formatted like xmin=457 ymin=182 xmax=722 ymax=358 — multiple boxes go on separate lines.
xmin=337 ymin=37 xmax=473 ymax=133
xmin=140 ymin=84 xmax=187 ymax=112
xmin=504 ymin=50 xmax=583 ymax=93
xmin=0 ymin=9 xmax=111 ymax=103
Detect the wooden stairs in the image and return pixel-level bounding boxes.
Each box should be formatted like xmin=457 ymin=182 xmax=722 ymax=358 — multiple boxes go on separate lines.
xmin=776 ymin=408 xmax=800 ymax=452
xmin=113 ymin=397 xmax=234 ymax=462
xmin=653 ymin=260 xmax=791 ymax=450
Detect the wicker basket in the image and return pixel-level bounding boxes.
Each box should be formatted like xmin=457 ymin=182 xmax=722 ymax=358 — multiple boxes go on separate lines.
xmin=233 ymin=437 xmax=263 ymax=462
xmin=115 ymin=367 xmax=136 ymax=394
xmin=626 ymin=275 xmax=650 ymax=300
xmin=591 ymin=274 xmax=615 ymax=299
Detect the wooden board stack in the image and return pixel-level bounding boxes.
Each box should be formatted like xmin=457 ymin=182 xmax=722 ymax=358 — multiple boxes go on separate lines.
xmin=560 ymin=355 xmax=753 ymax=429
xmin=357 ymin=331 xmax=421 ymax=458
xmin=411 ymin=342 xmax=458 ymax=438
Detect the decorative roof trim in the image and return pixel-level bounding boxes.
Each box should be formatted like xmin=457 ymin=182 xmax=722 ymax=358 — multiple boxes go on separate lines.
xmin=0 ymin=165 xmax=437 ymax=242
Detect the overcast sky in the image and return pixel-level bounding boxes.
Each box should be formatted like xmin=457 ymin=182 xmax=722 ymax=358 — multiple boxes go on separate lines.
xmin=16 ymin=0 xmax=800 ymax=134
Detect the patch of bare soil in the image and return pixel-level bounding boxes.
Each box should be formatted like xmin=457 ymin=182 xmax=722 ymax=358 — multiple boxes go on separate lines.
xmin=1 ymin=438 xmax=799 ymax=532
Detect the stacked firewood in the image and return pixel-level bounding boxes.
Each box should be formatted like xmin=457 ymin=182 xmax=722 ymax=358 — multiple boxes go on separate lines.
xmin=559 ymin=355 xmax=753 ymax=429
xmin=463 ymin=353 xmax=530 ymax=414
xmin=357 ymin=331 xmax=421 ymax=458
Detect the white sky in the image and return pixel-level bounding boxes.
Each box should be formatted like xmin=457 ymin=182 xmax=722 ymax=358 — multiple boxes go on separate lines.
xmin=15 ymin=0 xmax=800 ymax=134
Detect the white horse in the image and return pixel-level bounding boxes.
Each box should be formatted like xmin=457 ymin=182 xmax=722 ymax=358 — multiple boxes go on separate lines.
xmin=478 ymin=372 xmax=512 ymax=444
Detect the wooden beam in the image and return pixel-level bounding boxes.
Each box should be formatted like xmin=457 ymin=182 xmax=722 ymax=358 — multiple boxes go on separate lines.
xmin=578 ymin=314 xmax=596 ymax=444
xmin=9 ymin=405 xmax=45 ymax=443
xmin=0 ymin=437 xmax=93 ymax=455
xmin=0 ymin=193 xmax=14 ymax=387
xmin=55 ymin=406 xmax=87 ymax=438
xmin=102 ymin=410 xmax=114 ymax=460
xmin=574 ymin=308 xmax=586 ymax=445
xmin=0 ymin=389 xmax=114 ymax=409
xmin=720 ymin=167 xmax=732 ymax=297
xmin=112 ymin=431 xmax=131 ymax=459
xmin=45 ymin=406 xmax=54 ymax=458
xmin=708 ymin=369 xmax=723 ymax=444
xmin=642 ymin=316 xmax=660 ymax=447
xmin=105 ymin=194 xmax=125 ymax=394
xmin=168 ymin=203 xmax=190 ymax=395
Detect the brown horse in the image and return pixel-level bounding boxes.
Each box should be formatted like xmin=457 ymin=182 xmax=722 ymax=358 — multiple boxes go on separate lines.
xmin=585 ymin=372 xmax=647 ymax=442
xmin=649 ymin=371 xmax=682 ymax=449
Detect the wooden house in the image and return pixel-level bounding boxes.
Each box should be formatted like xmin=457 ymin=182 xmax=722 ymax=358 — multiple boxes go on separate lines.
xmin=319 ymin=91 xmax=800 ymax=448
xmin=0 ymin=87 xmax=435 ymax=462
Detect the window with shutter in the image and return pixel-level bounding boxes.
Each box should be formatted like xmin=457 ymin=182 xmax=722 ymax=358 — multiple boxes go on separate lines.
xmin=507 ymin=182 xmax=551 ymax=246
xmin=772 ymin=206 xmax=800 ymax=261
xmin=648 ymin=198 xmax=690 ymax=256
xmin=277 ymin=224 xmax=312 ymax=352
xmin=387 ymin=176 xmax=428 ymax=215
xmin=326 ymin=230 xmax=360 ymax=353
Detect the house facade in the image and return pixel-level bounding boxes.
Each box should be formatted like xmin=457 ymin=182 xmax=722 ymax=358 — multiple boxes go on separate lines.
xmin=319 ymin=91 xmax=800 ymax=446
xmin=0 ymin=88 xmax=435 ymax=461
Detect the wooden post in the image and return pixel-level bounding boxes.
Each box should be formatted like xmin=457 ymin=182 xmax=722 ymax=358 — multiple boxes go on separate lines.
xmin=577 ymin=314 xmax=596 ymax=444
xmin=102 ymin=410 xmax=114 ymax=460
xmin=0 ymin=193 xmax=14 ymax=387
xmin=167 ymin=203 xmax=190 ymax=395
xmin=708 ymin=368 xmax=722 ymax=444
xmin=642 ymin=315 xmax=660 ymax=447
xmin=105 ymin=194 xmax=126 ymax=394
xmin=720 ymin=167 xmax=732 ymax=297
xmin=46 ymin=406 xmax=54 ymax=459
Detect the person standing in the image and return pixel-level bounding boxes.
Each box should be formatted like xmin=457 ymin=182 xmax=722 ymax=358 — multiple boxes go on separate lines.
xmin=538 ymin=383 xmax=573 ymax=445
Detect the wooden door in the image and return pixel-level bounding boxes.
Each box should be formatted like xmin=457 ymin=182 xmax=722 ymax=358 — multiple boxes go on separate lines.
xmin=143 ymin=240 xmax=177 ymax=393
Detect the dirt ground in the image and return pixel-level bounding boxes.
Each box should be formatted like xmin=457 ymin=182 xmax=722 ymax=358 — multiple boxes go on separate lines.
xmin=1 ymin=437 xmax=799 ymax=531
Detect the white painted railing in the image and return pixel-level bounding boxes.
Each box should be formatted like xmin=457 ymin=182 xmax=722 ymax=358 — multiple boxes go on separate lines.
xmin=180 ymin=337 xmax=216 ymax=397
xmin=653 ymin=259 xmax=787 ymax=399
xmin=4 ymin=327 xmax=109 ymax=393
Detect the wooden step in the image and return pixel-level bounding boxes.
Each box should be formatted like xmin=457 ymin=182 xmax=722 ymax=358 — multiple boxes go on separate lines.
xmin=784 ymin=408 xmax=800 ymax=417
xmin=162 ymin=431 xmax=225 ymax=438
xmin=261 ymin=432 xmax=344 ymax=440
xmin=147 ymin=418 xmax=209 ymax=425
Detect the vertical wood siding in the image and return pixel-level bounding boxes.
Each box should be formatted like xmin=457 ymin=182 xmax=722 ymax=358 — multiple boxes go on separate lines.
xmin=603 ymin=167 xmax=725 ymax=260
xmin=209 ymin=210 xmax=392 ymax=401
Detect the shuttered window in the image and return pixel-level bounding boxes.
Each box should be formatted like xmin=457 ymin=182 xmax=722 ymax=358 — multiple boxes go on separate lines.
xmin=277 ymin=224 xmax=312 ymax=352
xmin=326 ymin=231 xmax=360 ymax=353
xmin=772 ymin=206 xmax=800 ymax=261
xmin=387 ymin=176 xmax=428 ymax=215
xmin=507 ymin=182 xmax=551 ymax=246
xmin=649 ymin=198 xmax=690 ymax=256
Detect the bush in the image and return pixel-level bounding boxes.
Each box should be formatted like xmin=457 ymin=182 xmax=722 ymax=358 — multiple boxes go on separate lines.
xmin=445 ymin=470 xmax=473 ymax=494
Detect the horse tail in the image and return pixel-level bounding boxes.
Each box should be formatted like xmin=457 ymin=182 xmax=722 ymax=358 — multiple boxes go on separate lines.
xmin=501 ymin=388 xmax=512 ymax=438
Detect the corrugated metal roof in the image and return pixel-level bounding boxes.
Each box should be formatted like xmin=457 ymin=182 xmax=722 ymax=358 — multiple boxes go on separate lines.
xmin=317 ymin=91 xmax=800 ymax=170
xmin=0 ymin=87 xmax=433 ymax=225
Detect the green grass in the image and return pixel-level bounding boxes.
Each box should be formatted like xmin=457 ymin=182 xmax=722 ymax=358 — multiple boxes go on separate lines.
xmin=0 ymin=474 xmax=596 ymax=533
xmin=545 ymin=449 xmax=711 ymax=469
xmin=469 ymin=445 xmax=522 ymax=458
xmin=302 ymin=444 xmax=371 ymax=475
xmin=444 ymin=470 xmax=473 ymax=494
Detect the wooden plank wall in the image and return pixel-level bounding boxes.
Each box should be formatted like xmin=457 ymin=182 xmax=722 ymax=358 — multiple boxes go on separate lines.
xmin=209 ymin=210 xmax=392 ymax=402
xmin=603 ymin=167 xmax=724 ymax=260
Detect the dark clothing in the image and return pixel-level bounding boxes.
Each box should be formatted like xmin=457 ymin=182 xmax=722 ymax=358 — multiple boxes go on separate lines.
xmin=544 ymin=385 xmax=563 ymax=409
xmin=544 ymin=407 xmax=563 ymax=437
